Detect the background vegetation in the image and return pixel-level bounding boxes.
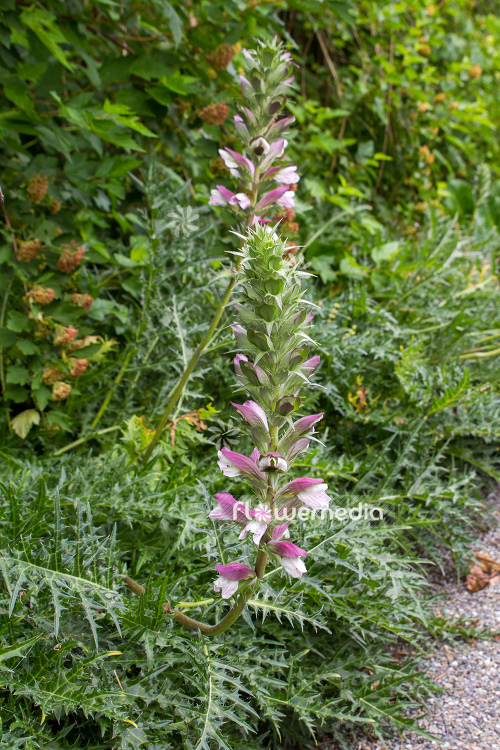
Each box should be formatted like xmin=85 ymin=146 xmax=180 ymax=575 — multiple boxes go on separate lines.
xmin=1 ymin=1 xmax=499 ymax=748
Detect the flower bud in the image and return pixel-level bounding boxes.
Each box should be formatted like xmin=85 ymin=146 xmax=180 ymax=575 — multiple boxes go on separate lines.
xmin=264 ymin=278 xmax=284 ymax=295
xmin=234 ymin=353 xmax=249 ymax=377
xmin=231 ymin=323 xmax=249 ymax=349
xmin=275 ymin=395 xmax=301 ymax=416
xmin=301 ymin=355 xmax=320 ymax=377
xmin=269 ymin=99 xmax=283 ymax=115
xmin=256 ymin=302 xmax=279 ymax=322
xmin=247 ymin=329 xmax=270 ymax=351
xmin=284 ymin=438 xmax=310 ymax=463
xmin=239 ymin=359 xmax=270 ymax=386
xmin=292 ymin=413 xmax=324 ymax=435
xmin=286 ymin=344 xmax=309 ymax=367
xmin=231 ymin=401 xmax=269 ymax=432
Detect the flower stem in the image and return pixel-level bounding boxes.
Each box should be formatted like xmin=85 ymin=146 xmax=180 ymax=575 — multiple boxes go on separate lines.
xmin=141 ymin=263 xmax=241 ymax=464
xmin=166 ymin=590 xmax=250 ymax=636
xmin=91 ymin=346 xmax=136 ymax=430
xmin=255 ymin=549 xmax=268 ymax=579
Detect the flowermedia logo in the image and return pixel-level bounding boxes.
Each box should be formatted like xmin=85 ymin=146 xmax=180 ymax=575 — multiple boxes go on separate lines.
xmin=232 ymin=502 xmax=385 ymax=523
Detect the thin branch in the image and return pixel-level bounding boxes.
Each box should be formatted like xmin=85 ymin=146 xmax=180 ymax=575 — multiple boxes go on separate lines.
xmin=301 ymin=32 xmax=314 ymax=98
xmin=315 ymin=30 xmax=343 ymax=101
xmin=86 ymin=24 xmax=135 ymax=55
xmin=328 ymin=116 xmax=348 ymax=176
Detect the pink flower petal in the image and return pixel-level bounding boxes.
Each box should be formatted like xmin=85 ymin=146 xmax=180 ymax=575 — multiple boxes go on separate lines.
xmin=301 ymin=355 xmax=321 ymax=376
xmin=235 ymin=192 xmax=251 ymax=209
xmin=210 ymin=492 xmax=251 ymax=524
xmin=209 ymin=188 xmax=227 ymax=206
xmin=281 ymin=477 xmax=324 ymax=495
xmin=256 ymin=185 xmax=290 ymax=210
xmin=221 ymin=147 xmax=255 ymax=176
xmin=272 ymin=540 xmax=307 ymax=558
xmin=297 ymin=483 xmax=330 ymax=510
xmin=250 ymin=447 xmax=261 ymax=463
xmin=285 ymin=438 xmax=310 ymax=462
xmin=214 ymin=576 xmax=239 ymax=598
xmin=268 ymin=116 xmax=296 ymax=138
xmin=216 ymin=184 xmax=238 ymax=204
xmin=231 ymin=401 xmax=269 ymax=432
xmin=234 ymin=353 xmax=249 ymax=377
xmin=292 ymin=413 xmax=324 ymax=435
xmin=215 ymin=563 xmax=256 ymax=580
xmin=271 ymin=522 xmax=290 ymax=541
xmin=219 ymin=447 xmax=267 ymax=480
xmin=273 ymin=166 xmax=300 ymax=185
xmin=276 ymin=190 xmax=295 ymax=209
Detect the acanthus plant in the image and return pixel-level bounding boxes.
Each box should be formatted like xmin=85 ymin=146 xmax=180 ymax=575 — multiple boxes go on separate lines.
xmin=167 ymin=221 xmax=330 ymax=635
xmin=143 ymin=38 xmax=301 ymax=461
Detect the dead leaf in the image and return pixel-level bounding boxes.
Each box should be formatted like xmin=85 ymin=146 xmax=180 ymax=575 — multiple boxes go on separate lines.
xmin=465 ymin=564 xmax=490 ymax=592
xmin=474 ymin=551 xmax=500 ymax=575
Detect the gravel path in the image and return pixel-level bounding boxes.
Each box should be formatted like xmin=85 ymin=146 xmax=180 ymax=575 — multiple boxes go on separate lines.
xmin=323 ymin=491 xmax=500 ymax=750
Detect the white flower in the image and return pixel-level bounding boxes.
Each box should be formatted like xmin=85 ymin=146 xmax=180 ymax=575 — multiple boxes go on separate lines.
xmin=281 ymin=557 xmax=307 ymax=578
xmin=274 ymin=166 xmax=300 ymax=185
xmin=297 ymin=483 xmax=330 ymax=510
xmin=217 ymin=450 xmax=241 ymax=477
xmin=259 ymin=453 xmax=288 ymax=472
xmin=276 ymin=190 xmax=295 ymax=209
xmin=213 ymin=576 xmax=239 ymax=599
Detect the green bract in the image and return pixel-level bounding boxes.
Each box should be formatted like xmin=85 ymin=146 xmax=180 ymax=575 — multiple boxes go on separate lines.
xmin=232 ymin=225 xmax=317 ymax=443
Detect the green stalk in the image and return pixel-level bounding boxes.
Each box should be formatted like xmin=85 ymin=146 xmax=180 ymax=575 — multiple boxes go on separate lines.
xmin=0 ymin=277 xmax=12 ymax=400
xmin=168 ymin=590 xmax=251 ymax=636
xmin=255 ymin=549 xmax=268 ymax=580
xmin=141 ymin=261 xmax=241 ymax=464
xmin=91 ymin=347 xmax=136 ymax=430
xmin=53 ymin=425 xmax=120 ymax=456
xmin=142 ymin=161 xmax=262 ymax=464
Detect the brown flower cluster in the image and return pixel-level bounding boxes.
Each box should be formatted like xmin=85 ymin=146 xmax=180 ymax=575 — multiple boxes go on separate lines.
xmin=24 ymin=286 xmax=56 ymax=306
xmin=206 ymin=44 xmax=234 ymax=70
xmin=69 ymin=334 xmax=100 ymax=352
xmin=52 ymin=381 xmax=72 ymax=401
xmin=468 ymin=63 xmax=482 ymax=80
xmin=27 ymin=174 xmax=49 ymax=203
xmin=16 ymin=238 xmax=42 ymax=262
xmin=69 ymin=358 xmax=88 ymax=378
xmin=42 ymin=367 xmax=65 ymax=385
xmin=273 ymin=207 xmax=299 ymax=236
xmin=57 ymin=240 xmax=85 ymax=273
xmin=199 ymin=102 xmax=229 ymax=126
xmin=54 ymin=325 xmax=79 ymax=346
xmin=71 ymin=293 xmax=94 ymax=312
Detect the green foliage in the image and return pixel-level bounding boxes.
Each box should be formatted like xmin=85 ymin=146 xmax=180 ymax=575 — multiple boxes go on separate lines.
xmin=4 ymin=0 xmax=500 ymax=437
xmin=1 ymin=2 xmax=500 ymax=749
xmin=0 ymin=463 xmax=435 ymax=749
xmin=312 ymin=219 xmax=500 ymax=567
